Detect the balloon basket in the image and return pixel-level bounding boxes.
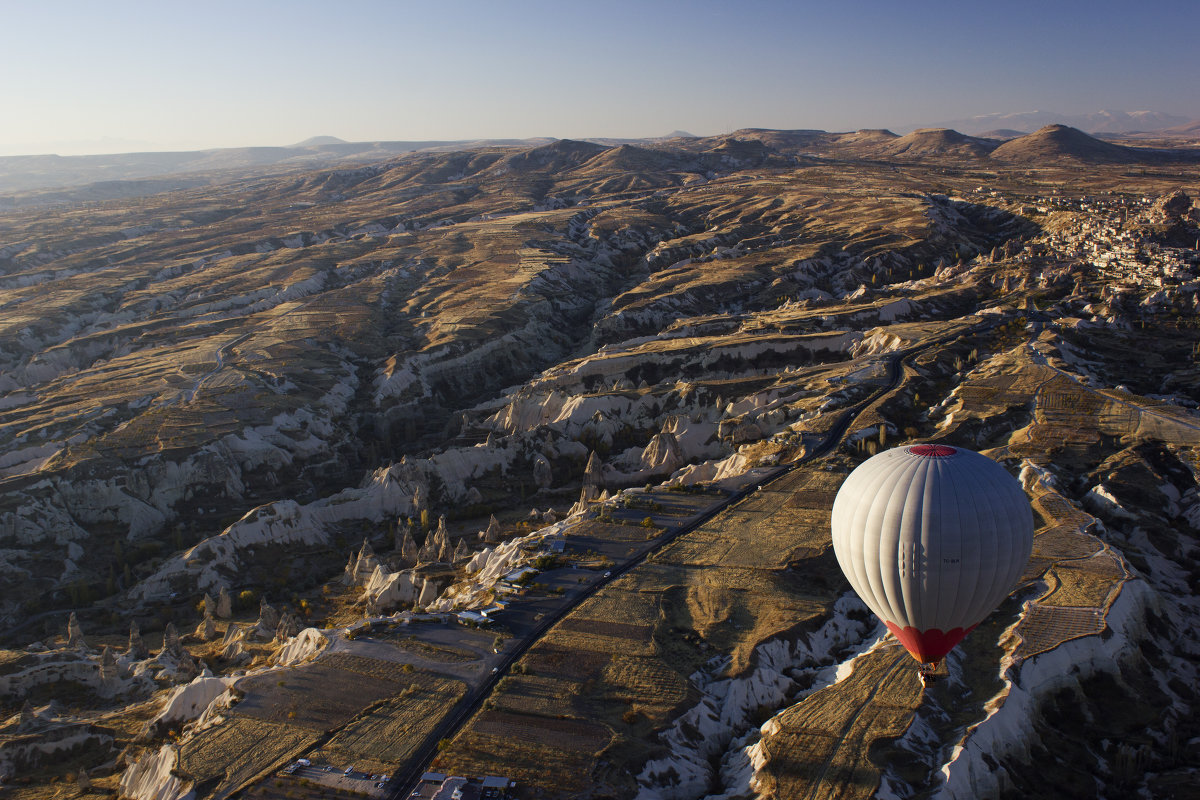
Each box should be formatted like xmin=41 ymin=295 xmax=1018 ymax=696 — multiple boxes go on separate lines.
xmin=917 ymin=660 xmax=943 ymax=689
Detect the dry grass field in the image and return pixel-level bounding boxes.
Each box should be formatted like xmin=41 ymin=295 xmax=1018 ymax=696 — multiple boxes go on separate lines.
xmin=433 ymin=464 xmax=850 ymax=796
xmin=232 ymin=659 xmax=403 ymax=730
xmin=753 ymin=647 xmax=920 ymax=800
xmin=314 ymin=674 xmax=465 ymax=772
xmin=177 ymin=717 xmax=318 ymax=800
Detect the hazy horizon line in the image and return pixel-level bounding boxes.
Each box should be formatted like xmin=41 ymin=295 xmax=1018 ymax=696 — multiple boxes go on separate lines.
xmin=3 ymin=110 xmax=1198 ymax=159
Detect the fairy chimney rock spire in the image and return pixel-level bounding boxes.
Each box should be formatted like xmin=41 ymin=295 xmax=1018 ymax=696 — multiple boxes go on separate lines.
xmin=417 ymin=535 xmax=437 ymax=564
xmin=162 ymin=623 xmax=183 ymax=658
xmin=453 ymin=538 xmax=470 ymax=562
xmin=127 ymin=621 xmax=148 ymax=659
xmin=257 ymin=598 xmax=280 ymax=635
xmin=99 ymin=645 xmax=118 ymax=682
xmin=216 ymin=586 xmax=233 ymax=619
xmin=584 ymin=451 xmax=605 ymax=488
xmin=398 ymin=525 xmax=418 ymax=566
xmin=195 ymin=610 xmax=217 ymax=642
xmin=481 ymin=514 xmax=502 ymax=543
xmin=66 ymin=612 xmax=87 ymax=650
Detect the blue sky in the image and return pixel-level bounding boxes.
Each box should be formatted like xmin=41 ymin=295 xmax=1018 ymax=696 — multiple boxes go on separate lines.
xmin=2 ymin=0 xmax=1197 ymax=155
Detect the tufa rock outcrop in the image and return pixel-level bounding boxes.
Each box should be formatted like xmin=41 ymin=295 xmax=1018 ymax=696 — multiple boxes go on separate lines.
xmin=66 ymin=613 xmax=87 ymax=651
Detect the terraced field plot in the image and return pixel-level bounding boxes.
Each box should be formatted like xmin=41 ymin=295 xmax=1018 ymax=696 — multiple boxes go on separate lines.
xmin=439 ymin=728 xmax=599 ymax=798
xmin=570 ymin=589 xmax=661 ymax=627
xmin=387 ymin=637 xmax=478 ymax=663
xmin=1031 ymin=523 xmax=1104 ymax=561
xmin=1022 ymin=520 xmax=1105 ymax=583
xmin=1013 ymin=604 xmax=1106 ymax=660
xmin=491 ymin=674 xmax=584 ymax=717
xmin=549 ymin=622 xmax=657 ymax=658
xmin=316 ymin=675 xmax=466 ymax=770
xmin=569 ymin=520 xmax=659 ymax=543
xmin=755 ymin=647 xmax=920 ymax=800
xmin=523 ymin=643 xmax=612 ymax=683
xmin=556 ymin=617 xmax=654 ymax=642
xmin=472 ymin=710 xmax=610 ymax=752
xmin=436 ymin=465 xmax=847 ymax=795
xmin=651 ymin=531 xmax=738 ymax=565
xmin=232 ymin=657 xmax=403 ymax=730
xmin=601 ymin=654 xmax=692 ymax=717
xmin=1040 ymin=551 xmax=1127 ymax=607
xmin=177 ymin=717 xmax=317 ymax=800
xmin=1032 ymin=492 xmax=1094 ymax=527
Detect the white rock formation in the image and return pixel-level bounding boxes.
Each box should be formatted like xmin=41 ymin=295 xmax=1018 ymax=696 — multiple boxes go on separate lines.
xmin=453 ymin=538 xmax=470 ymax=562
xmin=344 ymin=538 xmax=380 ymax=585
xmin=417 ymin=579 xmax=439 ymax=608
xmin=569 ymin=485 xmax=600 ymax=516
xmin=161 ymin=624 xmax=182 ymax=658
xmin=254 ymin=599 xmax=279 ymax=639
xmin=66 ymin=613 xmax=86 ymax=650
xmin=215 ymin=587 xmax=232 ymax=619
xmin=480 ymin=514 xmax=502 ymax=543
xmin=275 ymin=612 xmax=300 ymax=643
xmin=274 ymin=627 xmax=328 ymax=666
xmin=640 ymin=432 xmax=684 ymax=473
xmin=363 ymin=566 xmax=423 ymax=612
xmin=142 ymin=675 xmax=236 ymax=739
xmin=396 ymin=522 xmax=419 ymax=565
xmin=193 ymin=611 xmax=216 ymax=642
xmin=670 ymin=452 xmax=749 ymax=486
xmin=417 ymin=534 xmax=438 ymax=563
xmin=434 ymin=525 xmax=567 ymax=612
xmin=98 ymin=645 xmax=119 ymax=682
xmin=584 ymin=451 xmax=605 ymax=488
xmin=219 ymin=639 xmax=249 ymax=665
xmin=412 ymin=483 xmax=428 ymax=516
xmin=133 ymin=461 xmax=427 ymax=601
xmin=127 ymin=621 xmax=148 ymax=659
xmin=119 ymin=745 xmax=194 ymax=800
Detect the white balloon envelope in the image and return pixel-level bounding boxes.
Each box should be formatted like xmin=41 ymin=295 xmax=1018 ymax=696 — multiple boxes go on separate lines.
xmin=831 ymin=444 xmax=1033 ymax=664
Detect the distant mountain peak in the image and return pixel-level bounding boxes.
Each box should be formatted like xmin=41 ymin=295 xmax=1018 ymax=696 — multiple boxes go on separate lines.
xmin=292 ymin=135 xmax=347 ymax=147
xmin=915 ymin=110 xmax=1193 ymax=137
xmin=990 ymin=124 xmax=1140 ymax=163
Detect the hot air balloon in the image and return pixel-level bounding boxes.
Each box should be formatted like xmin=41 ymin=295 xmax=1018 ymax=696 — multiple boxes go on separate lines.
xmin=831 ymin=444 xmax=1033 ymax=684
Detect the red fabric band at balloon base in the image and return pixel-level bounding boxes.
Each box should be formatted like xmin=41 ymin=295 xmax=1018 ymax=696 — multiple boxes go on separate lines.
xmin=885 ymin=620 xmax=978 ymax=663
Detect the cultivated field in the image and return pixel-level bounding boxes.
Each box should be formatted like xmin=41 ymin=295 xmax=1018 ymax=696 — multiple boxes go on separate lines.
xmin=177 ymin=717 xmax=318 ymax=800
xmin=315 ymin=674 xmax=465 ymax=771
